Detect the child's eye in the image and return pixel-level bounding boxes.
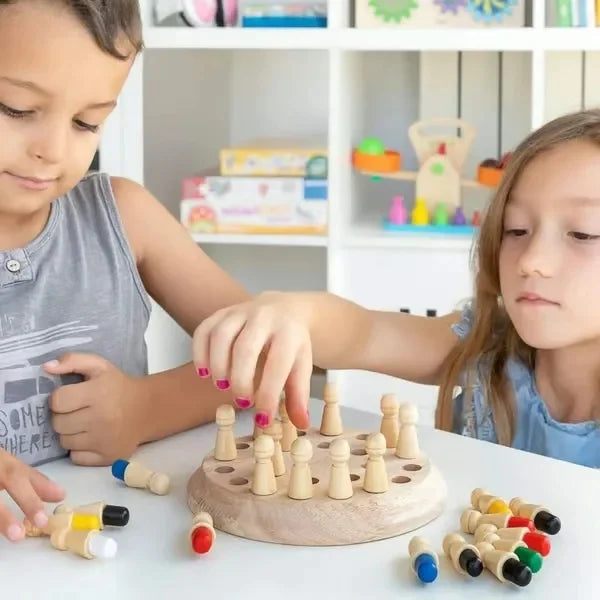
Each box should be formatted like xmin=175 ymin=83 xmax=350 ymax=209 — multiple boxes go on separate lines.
xmin=74 ymin=119 xmax=100 ymax=133
xmin=504 ymin=228 xmax=527 ymax=237
xmin=0 ymin=102 xmax=33 ymax=119
xmin=569 ymin=231 xmax=600 ymax=241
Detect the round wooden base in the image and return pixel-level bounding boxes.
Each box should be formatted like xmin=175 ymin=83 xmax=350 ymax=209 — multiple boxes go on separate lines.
xmin=187 ymin=426 xmax=447 ymax=546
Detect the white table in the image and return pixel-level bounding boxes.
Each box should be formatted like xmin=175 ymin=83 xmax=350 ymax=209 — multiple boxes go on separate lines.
xmin=2 ymin=400 xmax=599 ymax=599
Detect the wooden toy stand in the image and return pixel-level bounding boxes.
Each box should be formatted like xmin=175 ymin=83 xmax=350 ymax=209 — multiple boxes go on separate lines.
xmin=187 ymin=426 xmax=447 ymax=547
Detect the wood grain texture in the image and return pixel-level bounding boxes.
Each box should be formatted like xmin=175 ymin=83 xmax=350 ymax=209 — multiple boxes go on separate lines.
xmin=187 ymin=426 xmax=447 ymax=546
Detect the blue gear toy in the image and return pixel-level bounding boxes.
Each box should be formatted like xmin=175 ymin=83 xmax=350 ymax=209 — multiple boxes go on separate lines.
xmin=368 ymin=0 xmax=419 ymax=23
xmin=467 ymin=0 xmax=517 ymax=23
xmin=434 ymin=0 xmax=467 ymax=14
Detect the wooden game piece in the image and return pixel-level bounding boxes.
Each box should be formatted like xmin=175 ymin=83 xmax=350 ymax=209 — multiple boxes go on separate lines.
xmin=479 ymin=524 xmax=551 ymax=557
xmin=279 ymin=398 xmax=297 ymax=451
xmin=395 ymin=402 xmax=419 ymax=459
xmin=251 ymin=434 xmax=277 ymax=496
xmin=460 ymin=508 xmax=533 ymax=534
xmin=50 ymin=527 xmax=117 ymax=560
xmin=509 ymin=497 xmax=561 ymax=535
xmin=189 ymin=511 xmax=216 ymax=554
xmin=54 ymin=502 xmax=129 ymax=529
xmin=409 ymin=536 xmax=439 ymax=583
xmin=320 ymin=382 xmax=343 ymax=436
xmin=475 ymin=524 xmax=527 ymax=552
xmin=475 ymin=542 xmax=532 ymax=587
xmin=363 ymin=432 xmax=388 ymax=494
xmin=379 ymin=393 xmax=399 ymax=448
xmin=471 ymin=487 xmax=511 ymax=514
xmin=215 ymin=404 xmax=237 ymax=461
xmin=442 ymin=532 xmax=483 ymax=578
xmin=112 ymin=459 xmax=170 ymax=495
xmin=327 ymin=438 xmax=353 ymax=500
xmin=24 ymin=511 xmax=99 ymax=537
xmin=476 ymin=526 xmax=543 ymax=573
xmin=288 ymin=437 xmax=314 ymax=499
xmin=187 ymin=425 xmax=447 ymax=546
xmin=264 ymin=419 xmax=286 ymax=476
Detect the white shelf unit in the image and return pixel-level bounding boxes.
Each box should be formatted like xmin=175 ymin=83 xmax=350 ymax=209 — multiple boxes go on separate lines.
xmin=100 ymin=0 xmax=600 ymax=424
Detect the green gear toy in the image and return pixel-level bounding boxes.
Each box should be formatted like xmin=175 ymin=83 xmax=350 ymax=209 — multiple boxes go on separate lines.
xmin=368 ymin=0 xmax=419 ymax=23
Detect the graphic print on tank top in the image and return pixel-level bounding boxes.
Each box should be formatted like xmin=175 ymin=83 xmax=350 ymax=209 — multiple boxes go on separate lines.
xmin=0 ymin=317 xmax=98 ymax=465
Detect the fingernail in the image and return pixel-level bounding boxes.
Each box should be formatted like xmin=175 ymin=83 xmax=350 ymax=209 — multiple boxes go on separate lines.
xmin=254 ymin=411 xmax=269 ymax=428
xmin=33 ymin=511 xmax=48 ymax=528
xmin=44 ymin=360 xmax=59 ymax=369
xmin=197 ymin=367 xmax=210 ymax=378
xmin=236 ymin=397 xmax=251 ymax=409
xmin=216 ymin=379 xmax=230 ymax=391
xmin=7 ymin=523 xmax=23 ymax=541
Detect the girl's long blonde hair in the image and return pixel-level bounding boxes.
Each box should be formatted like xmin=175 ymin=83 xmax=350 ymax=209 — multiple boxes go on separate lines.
xmin=435 ymin=108 xmax=600 ymax=445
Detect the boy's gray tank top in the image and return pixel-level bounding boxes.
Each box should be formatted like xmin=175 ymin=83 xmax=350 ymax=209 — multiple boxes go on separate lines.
xmin=0 ymin=173 xmax=151 ymax=466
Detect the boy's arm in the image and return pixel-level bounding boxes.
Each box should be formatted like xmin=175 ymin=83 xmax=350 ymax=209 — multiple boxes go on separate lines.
xmin=111 ymin=177 xmax=250 ymax=442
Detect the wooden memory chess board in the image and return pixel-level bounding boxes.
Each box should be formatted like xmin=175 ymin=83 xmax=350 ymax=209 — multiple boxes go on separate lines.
xmin=187 ymin=426 xmax=447 ymax=546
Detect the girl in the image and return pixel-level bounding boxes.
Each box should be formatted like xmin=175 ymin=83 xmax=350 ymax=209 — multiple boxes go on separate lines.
xmin=193 ymin=108 xmax=600 ymax=470
xmin=0 ymin=0 xmax=276 ymax=543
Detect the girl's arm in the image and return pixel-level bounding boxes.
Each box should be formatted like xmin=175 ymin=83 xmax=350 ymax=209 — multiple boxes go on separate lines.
xmin=303 ymin=292 xmax=462 ymax=384
xmin=192 ymin=291 xmax=463 ymax=428
xmin=110 ymin=177 xmax=252 ymax=442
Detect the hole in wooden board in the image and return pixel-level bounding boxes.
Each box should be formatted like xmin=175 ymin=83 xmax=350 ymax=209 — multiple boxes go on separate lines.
xmin=361 ymin=463 xmax=366 ymax=468
xmin=392 ymin=476 xmax=411 ymax=484
xmin=236 ymin=443 xmax=250 ymax=450
xmin=350 ymin=474 xmax=360 ymax=481
xmin=351 ymin=448 xmax=367 ymax=456
xmin=215 ymin=466 xmax=234 ymax=474
xmin=318 ymin=442 xmax=330 ymax=449
xmin=230 ymin=477 xmax=248 ymax=486
xmin=297 ymin=430 xmax=307 ymax=437
xmin=239 ymin=435 xmax=253 ymax=442
xmin=403 ymin=464 xmax=422 ymax=472
xmin=312 ymin=477 xmax=319 ymax=485
xmin=355 ymin=433 xmax=368 ymax=440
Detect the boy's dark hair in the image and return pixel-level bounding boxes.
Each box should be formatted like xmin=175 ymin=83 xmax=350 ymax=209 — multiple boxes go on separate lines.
xmin=0 ymin=0 xmax=143 ymax=59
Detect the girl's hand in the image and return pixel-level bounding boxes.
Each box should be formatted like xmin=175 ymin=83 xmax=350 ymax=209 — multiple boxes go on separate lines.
xmin=0 ymin=449 xmax=64 ymax=542
xmin=192 ymin=292 xmax=313 ymax=431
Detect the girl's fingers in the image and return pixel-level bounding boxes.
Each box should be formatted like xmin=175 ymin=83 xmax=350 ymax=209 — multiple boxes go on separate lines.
xmin=253 ymin=329 xmax=306 ymax=429
xmin=229 ymin=322 xmax=273 ymax=410
xmin=283 ymin=341 xmax=313 ymax=430
xmin=208 ymin=313 xmax=248 ymax=391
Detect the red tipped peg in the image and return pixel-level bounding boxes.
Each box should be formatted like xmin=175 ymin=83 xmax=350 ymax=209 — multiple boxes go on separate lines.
xmin=523 ymin=531 xmax=551 ymax=557
xmin=191 ymin=526 xmax=214 ymax=554
xmin=507 ymin=516 xmax=535 ymax=531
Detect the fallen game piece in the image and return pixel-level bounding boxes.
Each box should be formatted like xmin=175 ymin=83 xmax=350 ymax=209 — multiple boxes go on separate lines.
xmin=475 ymin=542 xmax=532 ymax=587
xmin=24 ymin=511 xmax=99 ymax=537
xmin=509 ymin=497 xmax=561 ymax=535
xmin=54 ymin=502 xmax=129 ymax=529
xmin=111 ymin=459 xmax=170 ymax=495
xmin=474 ymin=525 xmax=542 ymax=573
xmin=460 ymin=508 xmax=533 ymax=534
xmin=50 ymin=527 xmax=117 ymax=560
xmin=442 ymin=532 xmax=483 ymax=578
xmin=189 ymin=512 xmax=216 ymax=554
xmin=409 ymin=536 xmax=439 ymax=584
xmin=471 ymin=488 xmax=511 ymax=514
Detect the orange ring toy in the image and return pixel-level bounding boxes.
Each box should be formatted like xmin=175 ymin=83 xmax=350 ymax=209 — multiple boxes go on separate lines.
xmin=352 ymin=149 xmax=401 ymax=173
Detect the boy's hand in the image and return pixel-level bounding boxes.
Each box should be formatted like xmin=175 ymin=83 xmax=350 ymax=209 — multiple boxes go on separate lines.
xmin=192 ymin=291 xmax=313 ymax=431
xmin=0 ymin=449 xmax=64 ymax=542
xmin=45 ymin=354 xmax=144 ymax=466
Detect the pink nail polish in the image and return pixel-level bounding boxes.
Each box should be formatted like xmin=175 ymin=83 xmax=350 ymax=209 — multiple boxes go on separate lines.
xmin=236 ymin=397 xmax=251 ymax=409
xmin=197 ymin=367 xmax=210 ymax=378
xmin=216 ymin=379 xmax=230 ymax=390
xmin=254 ymin=412 xmax=269 ymax=428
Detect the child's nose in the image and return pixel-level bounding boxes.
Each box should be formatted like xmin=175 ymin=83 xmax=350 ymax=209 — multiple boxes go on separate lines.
xmin=517 ymin=234 xmax=556 ymax=278
xmin=28 ymin=121 xmax=68 ymax=165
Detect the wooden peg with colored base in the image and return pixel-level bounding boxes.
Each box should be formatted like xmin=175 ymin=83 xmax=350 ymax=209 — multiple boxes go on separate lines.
xmin=111 ymin=459 xmax=170 ymax=495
